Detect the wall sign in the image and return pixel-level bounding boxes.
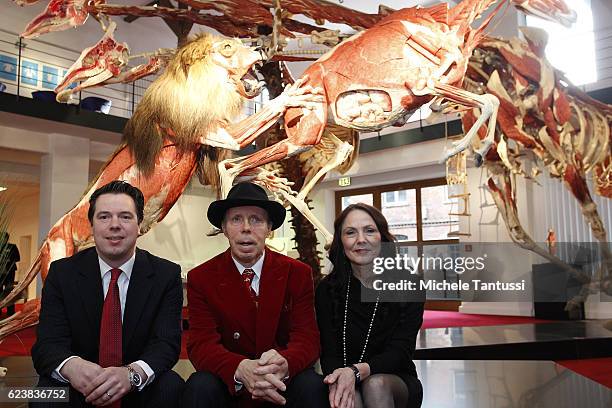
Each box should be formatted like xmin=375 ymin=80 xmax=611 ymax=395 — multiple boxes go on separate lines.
xmin=338 ymin=176 xmax=351 ymax=187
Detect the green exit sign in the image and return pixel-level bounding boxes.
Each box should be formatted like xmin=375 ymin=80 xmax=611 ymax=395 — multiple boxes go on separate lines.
xmin=338 ymin=177 xmax=351 ymax=187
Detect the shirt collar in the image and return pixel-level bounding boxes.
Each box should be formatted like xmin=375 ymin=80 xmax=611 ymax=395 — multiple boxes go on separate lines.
xmin=232 ymin=250 xmax=265 ymax=279
xmin=99 ymin=252 xmax=136 ymax=280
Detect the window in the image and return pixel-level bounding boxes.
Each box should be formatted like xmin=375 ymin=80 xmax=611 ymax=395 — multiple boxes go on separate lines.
xmin=382 ymin=189 xmax=417 ymax=241
xmin=524 ymin=0 xmax=596 ymax=86
xmin=422 ymin=184 xmax=459 ymax=240
xmin=384 ymin=191 xmax=396 ymax=204
xmin=335 ymin=178 xmax=461 ymax=300
xmin=383 ymin=190 xmax=408 ymax=205
xmin=336 ymin=178 xmax=459 ymax=244
xmin=341 ymin=193 xmax=373 ymax=210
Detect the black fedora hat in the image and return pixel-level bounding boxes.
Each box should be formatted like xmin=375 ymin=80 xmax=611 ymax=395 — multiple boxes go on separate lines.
xmin=207 ymin=182 xmax=286 ymax=230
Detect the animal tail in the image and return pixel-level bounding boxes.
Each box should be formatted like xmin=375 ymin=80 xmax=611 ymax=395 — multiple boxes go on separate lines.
xmin=122 ymin=107 xmax=164 ymax=177
xmin=196 ymin=146 xmax=232 ymax=198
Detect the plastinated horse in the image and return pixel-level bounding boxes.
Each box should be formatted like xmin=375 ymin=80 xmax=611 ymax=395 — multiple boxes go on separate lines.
xmin=460 ymin=28 xmax=612 ymax=302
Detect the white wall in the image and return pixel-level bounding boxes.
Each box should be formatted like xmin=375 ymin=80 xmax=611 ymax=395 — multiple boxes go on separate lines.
xmin=5 ymin=184 xmax=39 ymax=300
xmin=136 ymin=185 xmax=230 ymax=277
xmin=591 ymin=0 xmax=612 ymax=90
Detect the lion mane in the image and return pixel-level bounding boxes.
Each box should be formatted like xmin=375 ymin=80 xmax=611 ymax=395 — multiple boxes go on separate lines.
xmin=123 ymin=33 xmax=244 ymax=188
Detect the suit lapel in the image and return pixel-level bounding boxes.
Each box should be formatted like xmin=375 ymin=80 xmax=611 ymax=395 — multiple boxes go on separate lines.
xmin=216 ymin=250 xmax=257 ymax=345
xmin=123 ymin=248 xmax=154 ymax=350
xmin=76 ymin=248 xmax=104 ymax=338
xmin=256 ymin=250 xmax=288 ymax=354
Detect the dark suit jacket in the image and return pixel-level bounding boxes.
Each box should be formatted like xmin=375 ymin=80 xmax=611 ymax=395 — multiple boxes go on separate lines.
xmin=187 ymin=249 xmax=320 ymax=394
xmin=2 ymin=243 xmax=19 ymax=289
xmin=32 ymin=247 xmax=183 ymax=378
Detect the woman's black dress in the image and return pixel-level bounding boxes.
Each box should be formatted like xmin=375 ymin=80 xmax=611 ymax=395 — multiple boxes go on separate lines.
xmin=315 ymin=276 xmax=424 ymax=407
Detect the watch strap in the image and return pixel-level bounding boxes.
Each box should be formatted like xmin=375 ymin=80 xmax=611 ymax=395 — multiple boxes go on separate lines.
xmin=349 ymin=365 xmax=361 ymax=385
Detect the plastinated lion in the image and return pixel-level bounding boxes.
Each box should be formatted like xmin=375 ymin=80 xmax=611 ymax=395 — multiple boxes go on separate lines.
xmin=123 ymin=33 xmax=321 ymax=190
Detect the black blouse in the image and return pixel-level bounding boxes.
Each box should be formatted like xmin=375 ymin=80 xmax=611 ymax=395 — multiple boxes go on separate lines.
xmin=315 ymin=276 xmax=424 ymax=380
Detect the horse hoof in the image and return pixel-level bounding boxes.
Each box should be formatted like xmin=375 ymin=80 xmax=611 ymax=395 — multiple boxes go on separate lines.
xmin=474 ymin=153 xmax=483 ymax=167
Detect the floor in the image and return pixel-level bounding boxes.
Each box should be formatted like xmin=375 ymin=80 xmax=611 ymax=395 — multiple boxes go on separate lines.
xmin=417 ymin=359 xmax=611 ymax=407
xmin=0 ymin=357 xmax=610 ymax=407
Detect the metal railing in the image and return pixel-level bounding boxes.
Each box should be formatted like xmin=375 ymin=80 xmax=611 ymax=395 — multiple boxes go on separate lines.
xmin=0 ymin=28 xmax=155 ymax=118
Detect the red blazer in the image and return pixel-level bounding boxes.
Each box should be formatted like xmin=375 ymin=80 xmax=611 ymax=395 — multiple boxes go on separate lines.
xmin=187 ymin=248 xmax=320 ymax=394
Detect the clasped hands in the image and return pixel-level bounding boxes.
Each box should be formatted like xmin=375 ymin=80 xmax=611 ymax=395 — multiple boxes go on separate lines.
xmin=60 ymin=357 xmax=147 ymax=406
xmin=324 ymin=367 xmax=357 ymax=408
xmin=235 ymin=349 xmax=289 ymax=405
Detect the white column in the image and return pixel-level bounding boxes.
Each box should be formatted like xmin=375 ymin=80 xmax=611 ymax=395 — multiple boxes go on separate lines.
xmin=37 ymin=134 xmax=90 ymax=295
xmin=585 ymin=296 xmax=612 ymax=319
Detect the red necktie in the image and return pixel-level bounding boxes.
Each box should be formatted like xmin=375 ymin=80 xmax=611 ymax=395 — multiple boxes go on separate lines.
xmin=99 ymin=268 xmax=123 ymax=374
xmin=242 ymin=268 xmax=258 ymax=299
xmin=99 ymin=268 xmax=122 ymax=407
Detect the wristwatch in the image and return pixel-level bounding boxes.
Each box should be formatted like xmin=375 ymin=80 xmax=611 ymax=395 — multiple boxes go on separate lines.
xmin=234 ymin=376 xmax=244 ymax=392
xmin=125 ymin=365 xmax=143 ymax=389
xmin=349 ymin=365 xmax=361 ymax=385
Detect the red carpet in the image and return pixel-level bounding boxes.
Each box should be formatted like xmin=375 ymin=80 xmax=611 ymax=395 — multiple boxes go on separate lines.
xmin=0 ymin=326 xmax=36 ymax=357
xmin=556 ymin=358 xmax=612 ymax=388
xmin=421 ymin=310 xmax=553 ymax=329
xmin=2 ymin=310 xmax=610 ymax=388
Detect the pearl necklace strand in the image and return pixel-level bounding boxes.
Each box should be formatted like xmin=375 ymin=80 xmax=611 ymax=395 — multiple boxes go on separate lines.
xmin=343 ymin=275 xmax=380 ymax=366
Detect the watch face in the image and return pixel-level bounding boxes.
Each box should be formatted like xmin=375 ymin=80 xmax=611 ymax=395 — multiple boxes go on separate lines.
xmin=132 ymin=372 xmax=142 ymax=386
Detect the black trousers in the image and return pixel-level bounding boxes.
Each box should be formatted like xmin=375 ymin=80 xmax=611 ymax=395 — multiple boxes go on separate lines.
xmin=30 ymin=370 xmax=185 ymax=408
xmin=182 ymin=368 xmax=328 ymax=408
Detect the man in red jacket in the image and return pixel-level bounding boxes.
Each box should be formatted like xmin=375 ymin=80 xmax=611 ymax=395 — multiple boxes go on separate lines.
xmin=184 ymin=182 xmax=327 ymax=408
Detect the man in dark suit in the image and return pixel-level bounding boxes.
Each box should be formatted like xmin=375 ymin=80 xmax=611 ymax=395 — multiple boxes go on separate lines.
xmin=1 ymin=232 xmax=20 ymax=316
xmin=183 ymin=182 xmax=327 ymax=408
xmin=31 ymin=180 xmax=184 ymax=407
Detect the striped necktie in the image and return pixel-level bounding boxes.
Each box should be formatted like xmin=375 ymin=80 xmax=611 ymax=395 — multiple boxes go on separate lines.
xmin=242 ymin=268 xmax=258 ymax=299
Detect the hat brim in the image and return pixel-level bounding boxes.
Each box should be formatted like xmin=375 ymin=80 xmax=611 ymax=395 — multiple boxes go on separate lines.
xmin=207 ymin=198 xmax=286 ymax=230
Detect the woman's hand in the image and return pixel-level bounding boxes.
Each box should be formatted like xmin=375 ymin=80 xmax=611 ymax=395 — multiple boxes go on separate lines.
xmin=324 ymin=367 xmax=356 ymax=408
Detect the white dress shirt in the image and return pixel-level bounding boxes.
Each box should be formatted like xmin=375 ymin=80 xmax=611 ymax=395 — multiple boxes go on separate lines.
xmin=231 ymin=251 xmax=265 ymax=296
xmin=52 ymin=253 xmax=154 ymax=390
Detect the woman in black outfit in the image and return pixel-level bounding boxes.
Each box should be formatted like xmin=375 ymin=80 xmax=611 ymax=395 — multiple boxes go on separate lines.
xmin=316 ymin=203 xmax=424 ymax=408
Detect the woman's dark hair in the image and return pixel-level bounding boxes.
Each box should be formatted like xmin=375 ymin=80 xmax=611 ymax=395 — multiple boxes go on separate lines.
xmin=324 ymin=203 xmax=398 ymax=330
xmin=87 ymin=180 xmax=145 ymax=225
xmin=327 ymin=203 xmax=396 ymax=283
